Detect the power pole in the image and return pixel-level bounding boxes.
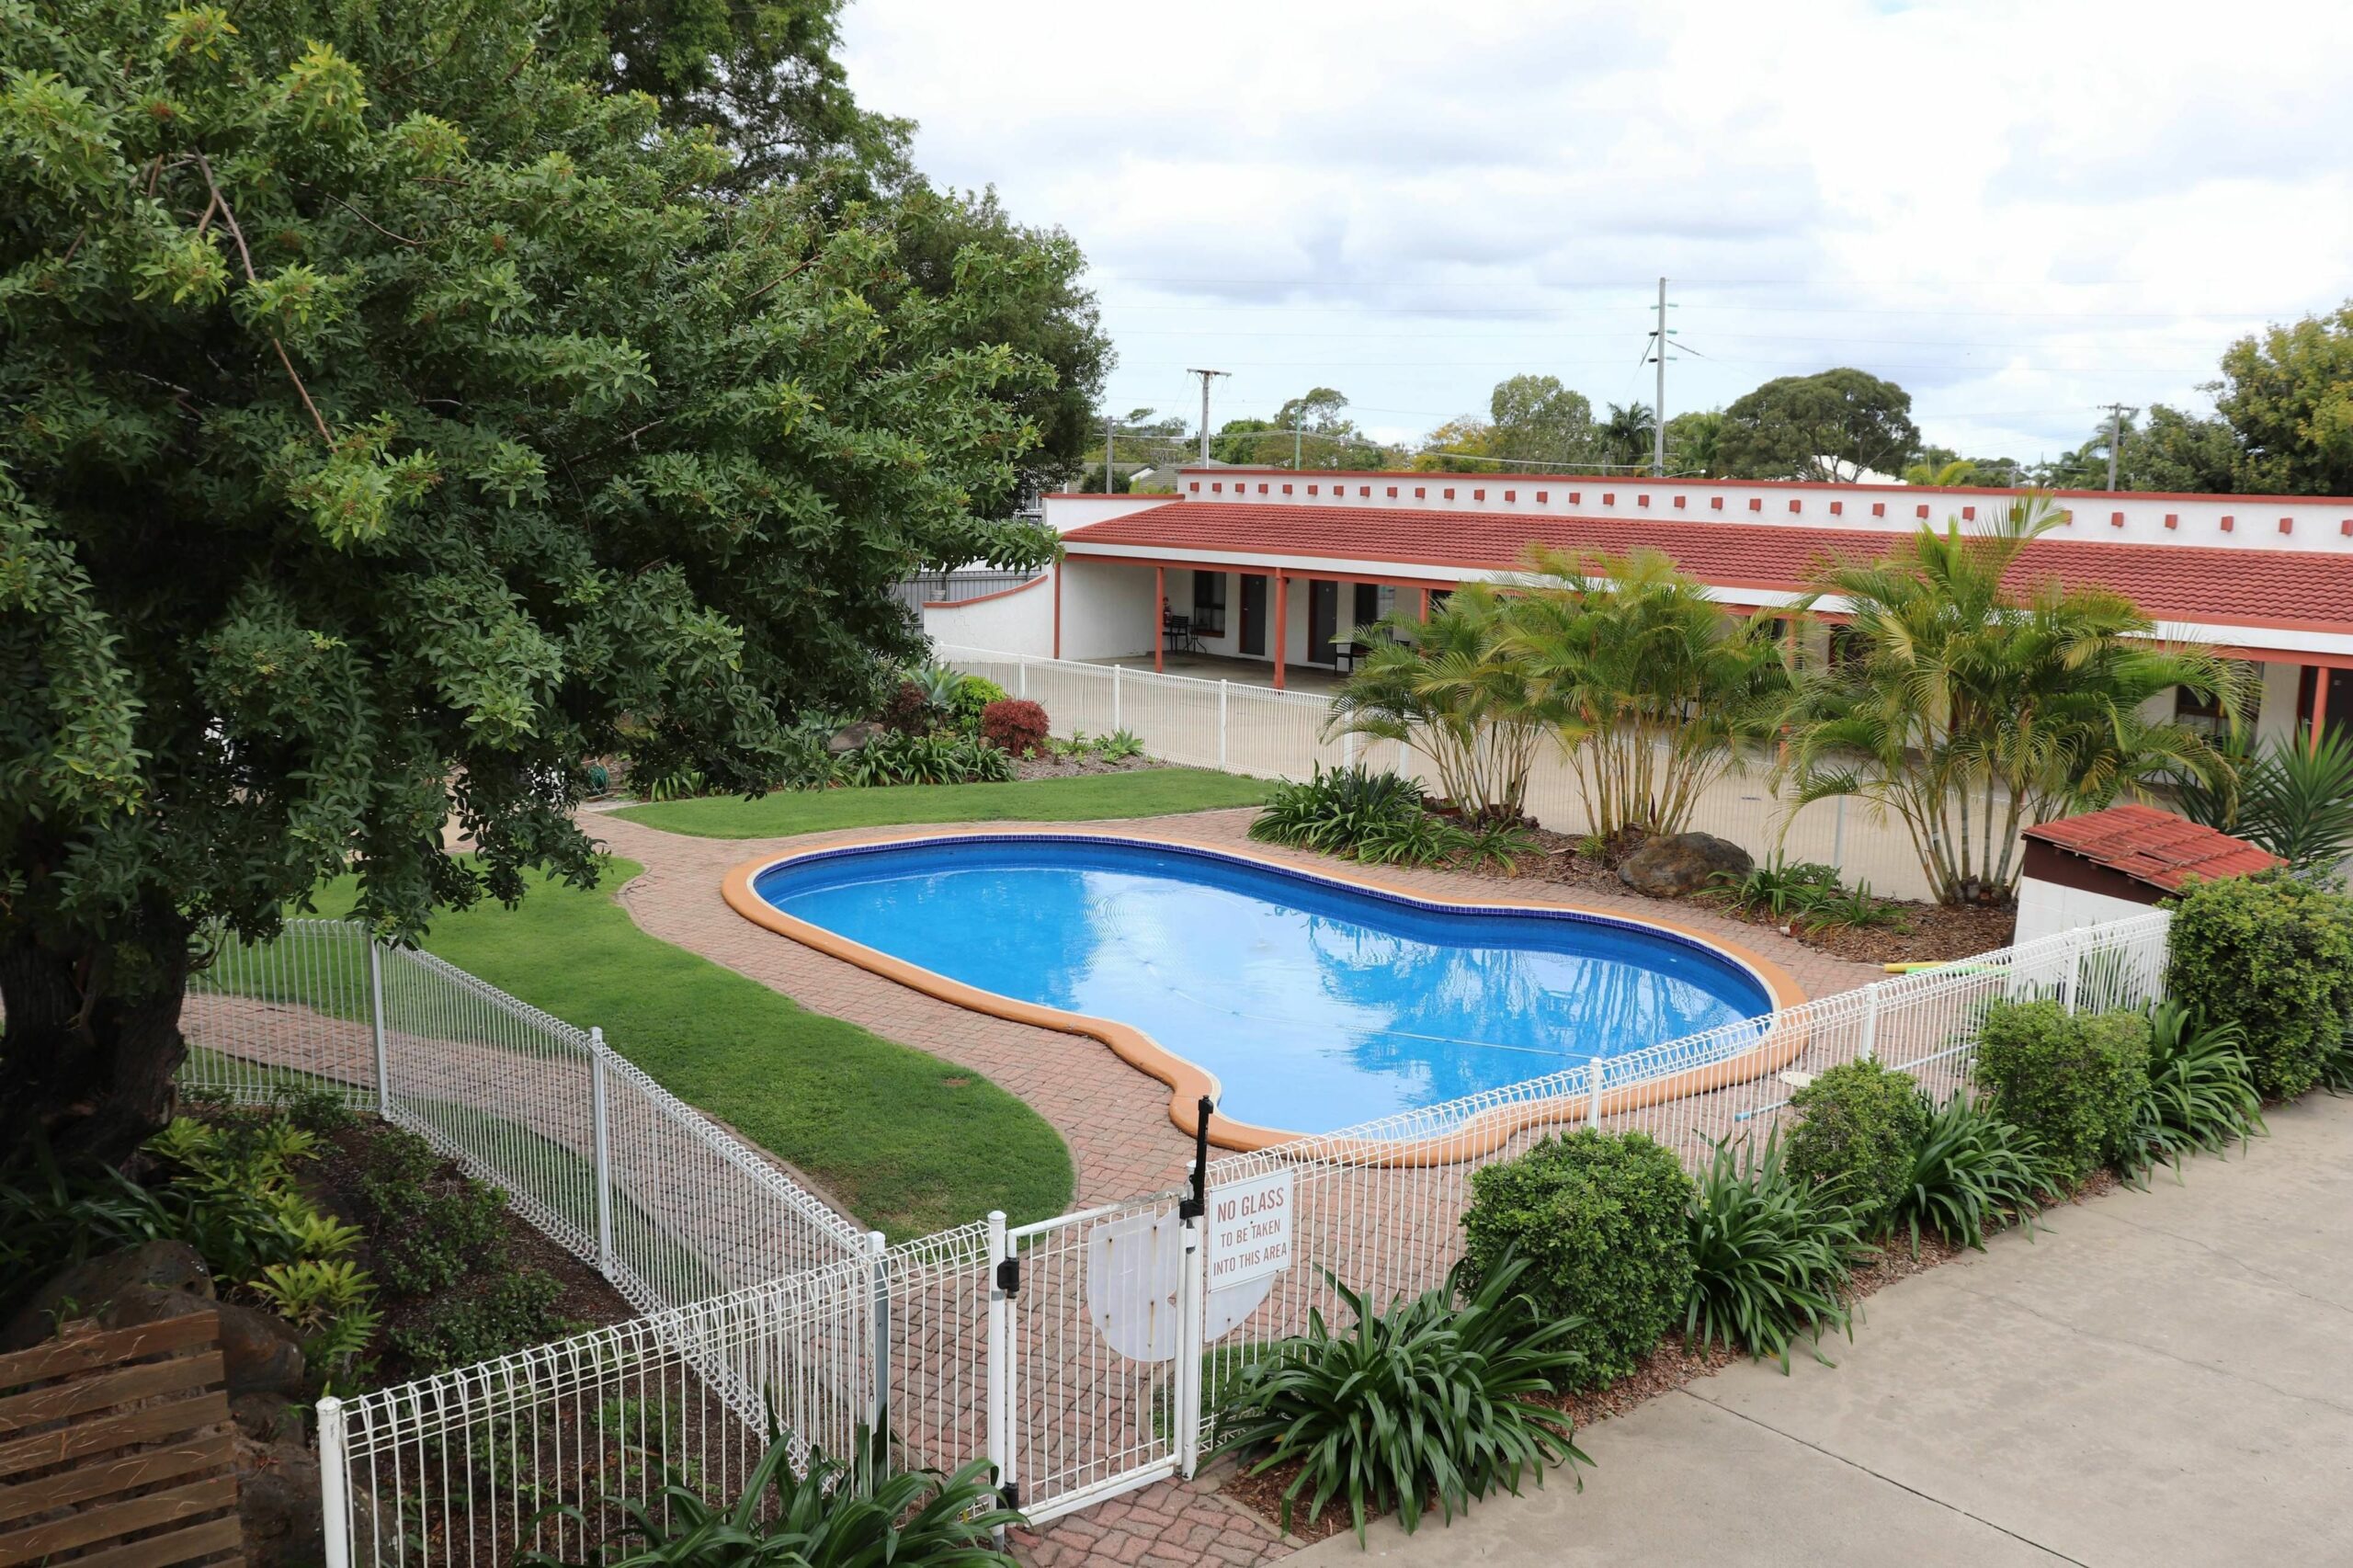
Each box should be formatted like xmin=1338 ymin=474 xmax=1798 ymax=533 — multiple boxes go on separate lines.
xmin=1104 ymin=410 xmax=1114 ymax=493
xmin=1187 ymin=369 xmax=1229 ymax=465
xmin=2099 ymin=403 xmax=2138 ymax=491
xmin=1292 ymin=415 xmax=1302 ymax=471
xmin=1645 ymin=278 xmax=1676 ymax=475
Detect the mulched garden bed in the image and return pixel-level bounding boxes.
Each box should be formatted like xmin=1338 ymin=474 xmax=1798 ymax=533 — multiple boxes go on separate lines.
xmin=1010 ymin=751 xmax=1168 ymax=780
xmin=1444 ymin=824 xmax=2018 ymax=966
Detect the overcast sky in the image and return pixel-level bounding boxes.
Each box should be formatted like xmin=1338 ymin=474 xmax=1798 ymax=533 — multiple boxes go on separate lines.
xmin=839 ymin=0 xmax=2353 ymax=463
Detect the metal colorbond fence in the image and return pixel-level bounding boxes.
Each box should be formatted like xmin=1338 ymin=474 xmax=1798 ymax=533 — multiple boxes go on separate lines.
xmin=305 ymin=907 xmax=2173 ymax=1558
xmin=934 ymin=642 xmax=1990 ymax=903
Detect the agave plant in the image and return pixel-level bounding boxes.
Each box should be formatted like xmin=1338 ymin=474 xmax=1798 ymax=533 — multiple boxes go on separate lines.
xmin=1888 ymin=1092 xmax=2052 ymax=1256
xmin=2130 ymin=1000 xmax=2264 ymax=1174
xmin=1211 ymin=1252 xmax=1589 ymax=1543
xmin=1248 ymin=765 xmax=1427 ymax=855
xmin=1684 ymin=1131 xmax=1871 ymax=1369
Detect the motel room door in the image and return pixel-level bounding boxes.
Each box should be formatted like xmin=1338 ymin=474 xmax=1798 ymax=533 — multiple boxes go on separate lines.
xmin=1307 ymin=581 xmax=1340 ymax=665
xmin=1238 ymin=574 xmax=1267 ymax=655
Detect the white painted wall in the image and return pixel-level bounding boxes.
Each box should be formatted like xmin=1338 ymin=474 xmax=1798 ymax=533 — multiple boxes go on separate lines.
xmin=1173 ymin=468 xmax=2353 ymax=557
xmin=2014 ymin=876 xmax=2154 ymax=948
xmin=2254 ymin=658 xmax=2309 ymax=746
xmin=921 ymin=575 xmax=1052 ymax=656
xmin=1052 ymin=557 xmax=1158 ymax=661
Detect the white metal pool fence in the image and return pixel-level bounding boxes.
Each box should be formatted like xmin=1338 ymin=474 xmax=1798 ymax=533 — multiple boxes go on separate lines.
xmin=179 ymin=918 xmax=872 ymax=1315
xmin=293 ymin=907 xmax=2174 ymax=1562
xmin=935 ymin=642 xmax=2014 ymax=904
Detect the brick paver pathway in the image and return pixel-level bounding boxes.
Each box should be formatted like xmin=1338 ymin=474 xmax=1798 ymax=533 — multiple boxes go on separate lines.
xmin=587 ymin=805 xmax=1884 ymax=1564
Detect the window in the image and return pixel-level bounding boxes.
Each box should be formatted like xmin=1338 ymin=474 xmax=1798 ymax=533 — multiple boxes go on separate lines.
xmin=1828 ymin=625 xmax=1866 ymax=670
xmin=1190 ymin=571 xmax=1228 ymax=637
xmin=2173 ymin=684 xmax=2227 ymax=739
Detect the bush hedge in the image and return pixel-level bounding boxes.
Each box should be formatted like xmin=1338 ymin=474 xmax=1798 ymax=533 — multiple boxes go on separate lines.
xmin=2164 ymin=871 xmax=2353 ymax=1101
xmin=1461 ymin=1129 xmax=1694 ymax=1386
xmin=951 ymin=675 xmax=1009 ymax=735
xmin=1974 ymin=1000 xmax=2150 ymax=1185
xmin=1782 ymin=1059 xmax=1929 ymax=1224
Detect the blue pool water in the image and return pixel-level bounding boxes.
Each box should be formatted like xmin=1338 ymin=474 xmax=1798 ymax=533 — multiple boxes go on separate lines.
xmin=752 ymin=837 xmax=1773 ymax=1136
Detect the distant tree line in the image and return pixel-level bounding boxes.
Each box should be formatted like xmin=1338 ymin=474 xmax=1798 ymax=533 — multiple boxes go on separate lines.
xmin=1086 ymin=301 xmax=2353 ymax=494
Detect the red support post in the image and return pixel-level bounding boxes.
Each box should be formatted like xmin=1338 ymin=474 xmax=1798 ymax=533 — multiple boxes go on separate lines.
xmin=1051 ymin=564 xmax=1062 ymax=660
xmin=1272 ymin=571 xmax=1289 ymax=691
xmin=1418 ymin=586 xmax=1431 ymax=621
xmin=1154 ymin=565 xmax=1165 ymax=673
xmin=2315 ymin=666 xmax=2332 ymax=755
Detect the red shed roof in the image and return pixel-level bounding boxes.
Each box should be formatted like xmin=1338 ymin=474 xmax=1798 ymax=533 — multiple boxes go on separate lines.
xmin=2022 ymin=804 xmax=2281 ymax=891
xmin=1061 ymin=501 xmax=2353 ymax=634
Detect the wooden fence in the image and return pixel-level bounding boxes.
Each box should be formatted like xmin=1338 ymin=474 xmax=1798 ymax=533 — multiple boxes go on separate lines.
xmin=0 ymin=1312 xmax=242 ymax=1568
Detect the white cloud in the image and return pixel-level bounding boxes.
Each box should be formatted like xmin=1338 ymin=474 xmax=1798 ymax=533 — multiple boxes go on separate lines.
xmin=840 ymin=0 xmax=2353 ymax=461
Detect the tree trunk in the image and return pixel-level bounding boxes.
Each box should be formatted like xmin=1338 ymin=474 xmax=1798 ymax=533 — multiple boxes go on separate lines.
xmin=0 ymin=919 xmax=194 ymax=1168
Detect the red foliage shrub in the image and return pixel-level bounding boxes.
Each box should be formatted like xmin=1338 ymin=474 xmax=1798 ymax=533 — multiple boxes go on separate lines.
xmin=879 ymin=679 xmax=934 ymax=735
xmin=980 ymin=699 xmax=1051 ymax=756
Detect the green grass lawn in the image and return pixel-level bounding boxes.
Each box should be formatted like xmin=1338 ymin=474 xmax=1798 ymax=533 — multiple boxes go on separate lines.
xmin=611 ymin=767 xmax=1269 ymax=839
xmin=305 ymin=859 xmax=1073 ymax=1239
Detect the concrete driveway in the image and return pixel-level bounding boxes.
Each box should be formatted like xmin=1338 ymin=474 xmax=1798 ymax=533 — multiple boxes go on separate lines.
xmin=1297 ymin=1093 xmax=2353 ymax=1568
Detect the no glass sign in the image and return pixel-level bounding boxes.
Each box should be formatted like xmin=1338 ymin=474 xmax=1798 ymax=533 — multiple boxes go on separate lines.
xmin=1205 ymin=1169 xmax=1294 ymax=1290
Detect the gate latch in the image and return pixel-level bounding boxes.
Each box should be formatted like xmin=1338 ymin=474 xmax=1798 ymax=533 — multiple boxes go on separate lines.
xmin=995 ymin=1256 xmax=1019 ymax=1294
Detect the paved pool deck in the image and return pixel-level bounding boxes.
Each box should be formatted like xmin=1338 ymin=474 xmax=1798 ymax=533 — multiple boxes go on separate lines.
xmin=1295 ymin=1090 xmax=2353 ymax=1568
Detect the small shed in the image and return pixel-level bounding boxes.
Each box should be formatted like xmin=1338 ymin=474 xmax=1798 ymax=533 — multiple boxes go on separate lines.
xmin=2015 ymin=803 xmax=2280 ymax=945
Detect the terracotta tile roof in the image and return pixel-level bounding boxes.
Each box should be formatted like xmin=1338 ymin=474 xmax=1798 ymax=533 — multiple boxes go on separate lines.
xmin=1061 ymin=502 xmax=2353 ymax=633
xmin=2022 ymin=804 xmax=2281 ymax=891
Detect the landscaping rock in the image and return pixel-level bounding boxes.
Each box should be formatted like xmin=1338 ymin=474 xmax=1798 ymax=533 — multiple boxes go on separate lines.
xmin=1619 ymin=831 xmax=1754 ymax=897
xmin=102 ymin=1287 xmax=307 ymax=1398
xmin=825 ymin=720 xmax=887 ymax=756
xmin=235 ymin=1435 xmax=325 ymax=1568
xmin=0 ymin=1240 xmax=214 ymax=1350
xmin=232 ymin=1392 xmax=305 ymax=1445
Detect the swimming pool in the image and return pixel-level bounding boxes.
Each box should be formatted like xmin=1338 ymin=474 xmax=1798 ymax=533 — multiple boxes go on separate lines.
xmin=738 ymin=835 xmax=1784 ymax=1140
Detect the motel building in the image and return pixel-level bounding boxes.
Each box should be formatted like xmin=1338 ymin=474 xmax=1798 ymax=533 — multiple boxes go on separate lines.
xmin=926 ymin=467 xmax=2353 ymax=751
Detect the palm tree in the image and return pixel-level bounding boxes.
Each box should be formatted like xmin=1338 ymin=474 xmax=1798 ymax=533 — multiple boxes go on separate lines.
xmin=1902 ymin=457 xmax=1978 ymax=486
xmin=1500 ymin=548 xmax=1790 ymax=839
xmin=1325 ymin=585 xmax=1561 ymax=821
xmin=1601 ymin=402 xmax=1656 ymax=472
xmin=1777 ymin=497 xmax=2248 ymax=905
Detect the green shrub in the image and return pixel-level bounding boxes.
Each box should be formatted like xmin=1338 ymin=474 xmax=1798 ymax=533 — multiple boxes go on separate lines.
xmin=1461 ymin=1129 xmax=1694 ymax=1386
xmin=522 ymin=1428 xmax=1020 ymax=1568
xmin=349 ymin=1128 xmax=512 ymax=1297
xmin=839 ymin=731 xmax=1015 ymax=788
xmin=2131 ymin=1000 xmax=2264 ymax=1171
xmin=1711 ymin=857 xmax=1840 ymax=921
xmin=0 ymin=1141 xmax=171 ymax=1317
xmin=386 ymin=1268 xmax=572 ymax=1376
xmin=1211 ymin=1254 xmax=1588 ymax=1542
xmin=951 ymin=675 xmax=1009 ymax=735
xmin=1890 ymin=1093 xmax=2052 ymax=1255
xmin=1250 ymin=764 xmax=1425 ymax=853
xmin=1685 ymin=1131 xmax=1870 ymax=1369
xmin=2165 ymin=871 xmax=2353 ymax=1100
xmin=1782 ymin=1059 xmax=1930 ymax=1224
xmin=1974 ymin=1000 xmax=2150 ymax=1186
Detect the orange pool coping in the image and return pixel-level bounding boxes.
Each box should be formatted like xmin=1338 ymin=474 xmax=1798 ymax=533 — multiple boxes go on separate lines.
xmin=720 ymin=827 xmax=1810 ymax=1164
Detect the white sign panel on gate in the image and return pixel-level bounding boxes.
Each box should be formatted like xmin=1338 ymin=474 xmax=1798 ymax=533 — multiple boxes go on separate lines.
xmin=1084 ymin=1206 xmax=1183 ymax=1362
xmin=1205 ymin=1170 xmax=1294 ymax=1293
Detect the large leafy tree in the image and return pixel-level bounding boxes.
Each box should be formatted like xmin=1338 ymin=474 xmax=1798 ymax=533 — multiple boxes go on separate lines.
xmin=0 ymin=0 xmax=1056 ymax=1162
xmin=606 ymin=0 xmax=913 ymax=195
xmin=1487 ymin=374 xmax=1594 ymax=468
xmin=1717 ymin=369 xmax=1918 ymax=482
xmin=1778 ymin=501 xmax=2245 ymax=906
xmin=2205 ymin=303 xmax=2353 ymax=495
